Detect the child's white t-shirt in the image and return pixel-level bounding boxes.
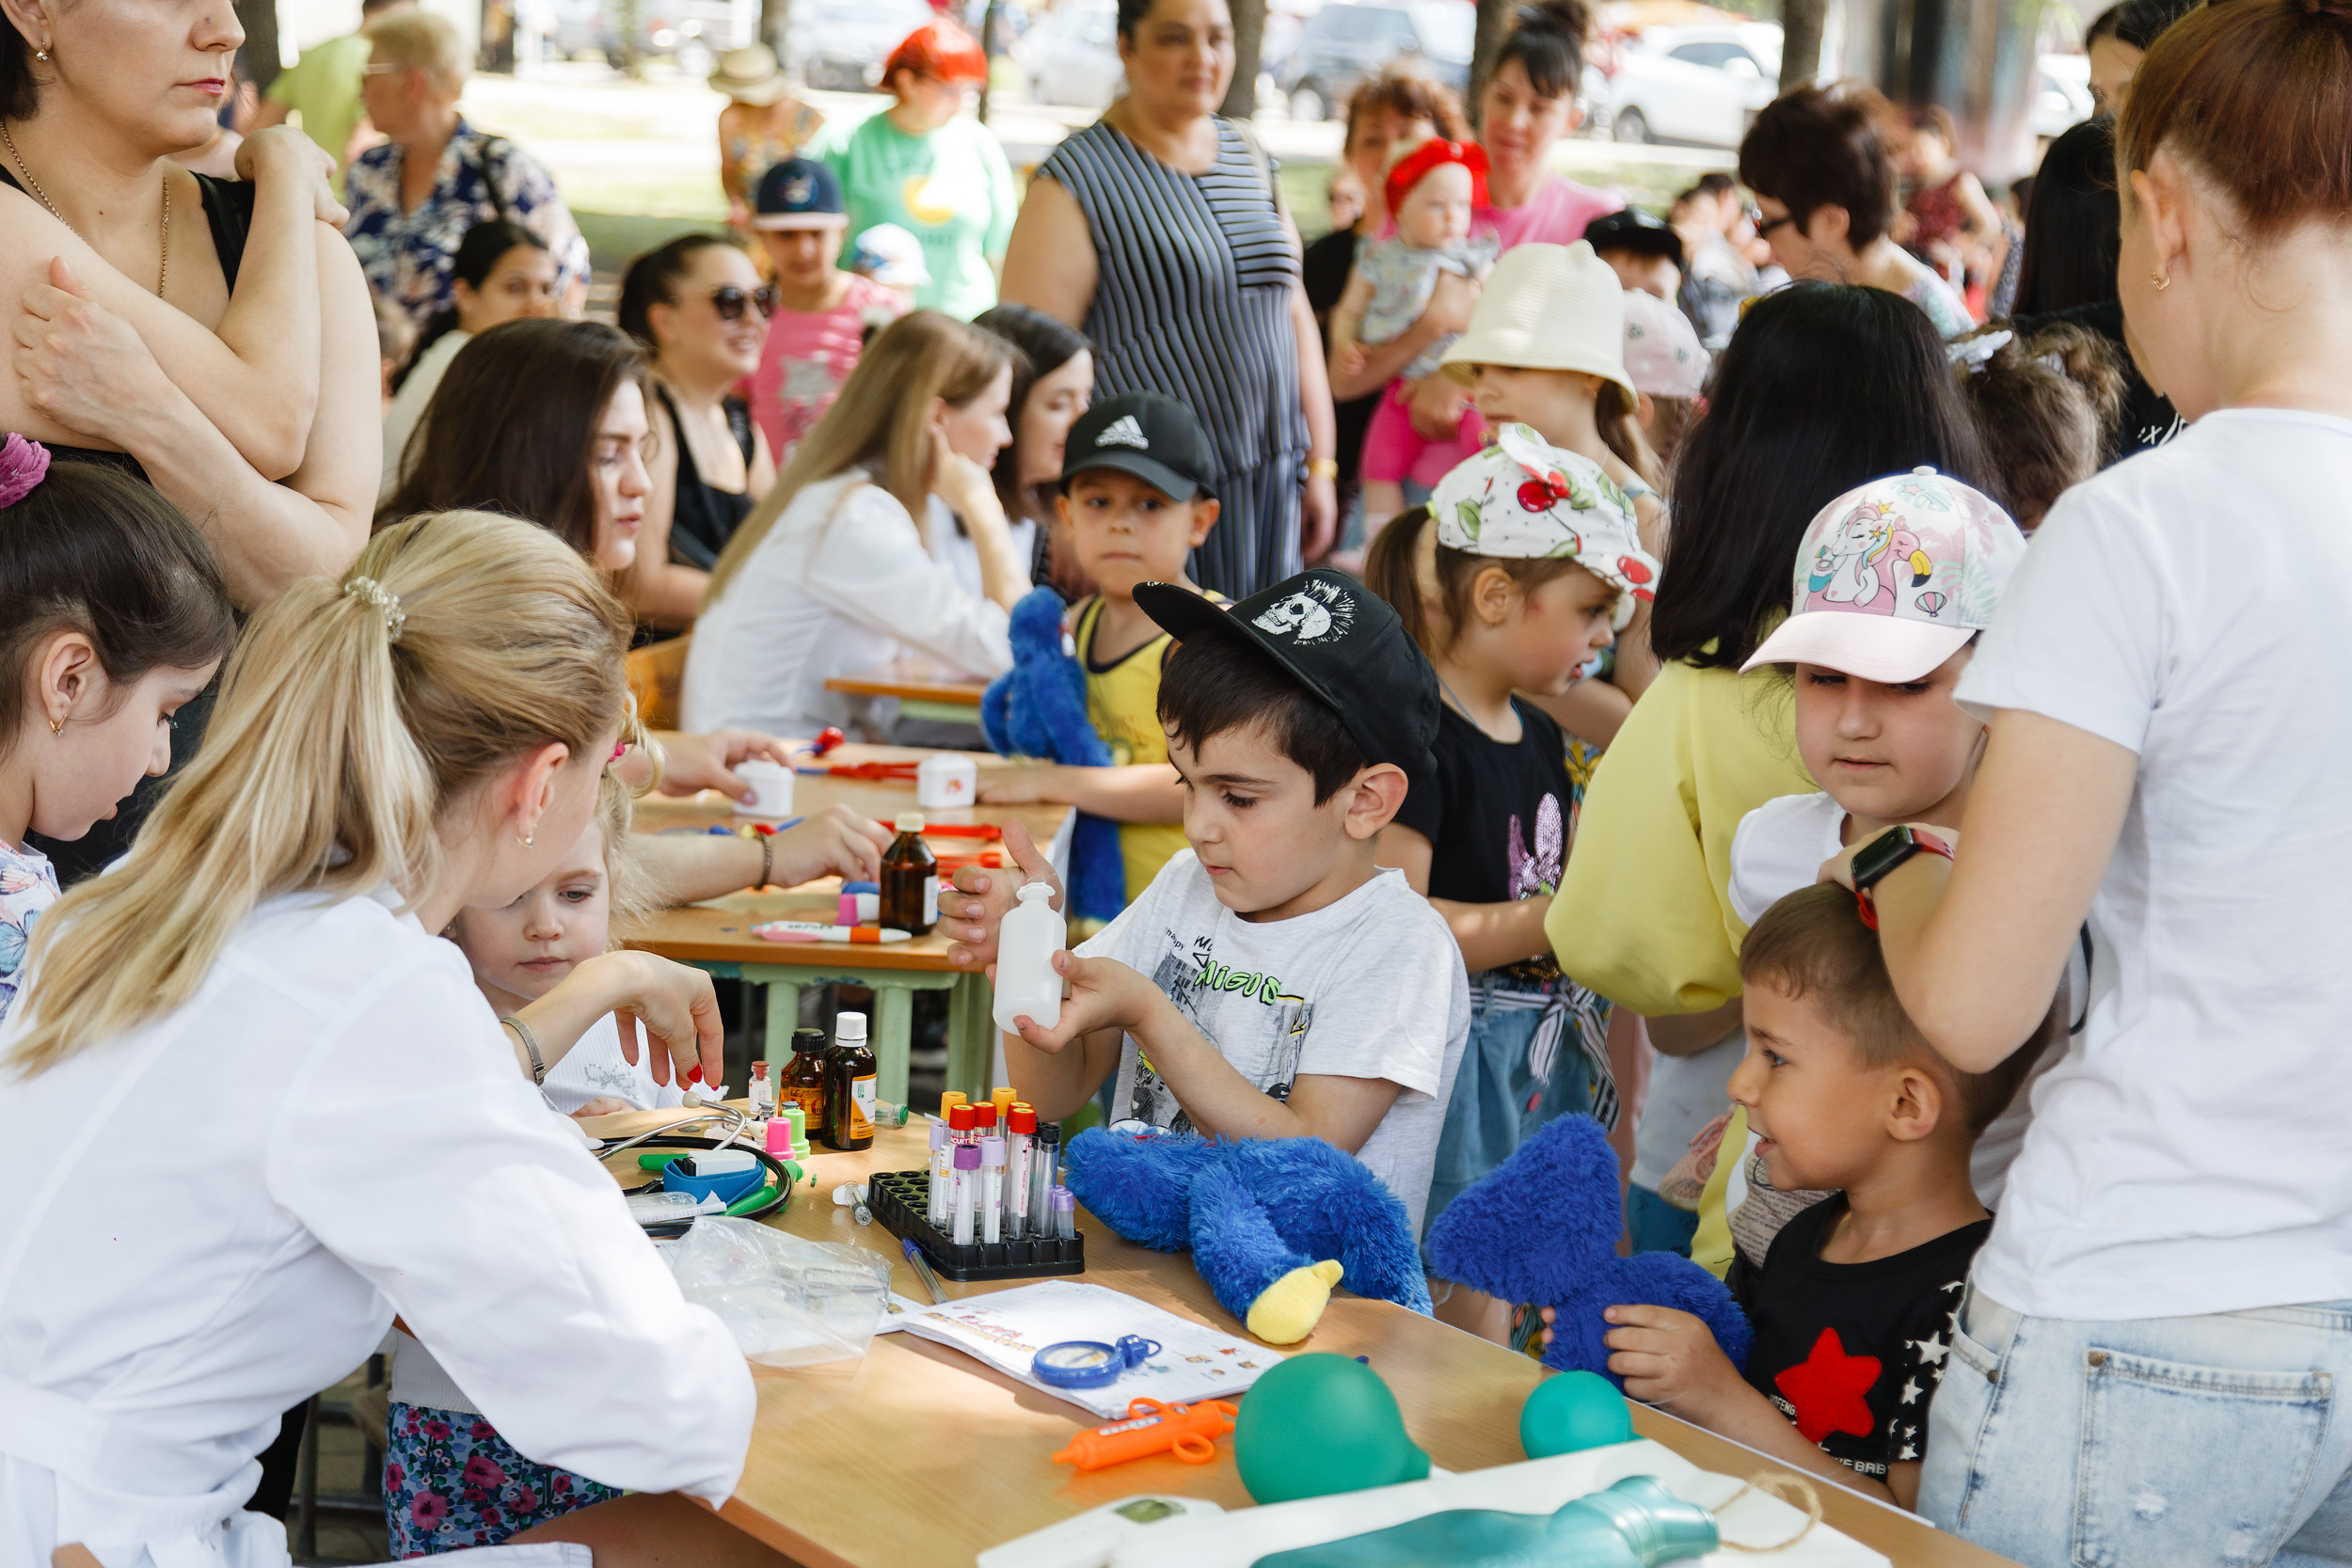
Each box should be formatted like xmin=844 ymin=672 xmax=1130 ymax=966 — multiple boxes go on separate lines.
xmin=1726 ymin=791 xmax=2054 ymax=1209
xmin=1074 ymin=850 xmax=1470 ymax=1234
xmin=1951 ymin=406 xmax=2352 ymax=1322
xmin=540 ymin=1013 xmax=689 ymax=1117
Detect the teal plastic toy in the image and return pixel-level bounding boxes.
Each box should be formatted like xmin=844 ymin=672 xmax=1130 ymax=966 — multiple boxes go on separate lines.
xmin=1520 ymin=1370 xmax=1636 ymax=1458
xmin=1233 ymin=1354 xmax=1431 ymax=1505
xmin=1253 ymin=1475 xmax=1721 ymax=1567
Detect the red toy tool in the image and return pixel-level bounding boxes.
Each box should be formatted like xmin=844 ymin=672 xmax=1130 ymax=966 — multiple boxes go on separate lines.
xmin=801 ymin=760 xmax=921 ymax=781
xmin=1050 ymin=1399 xmax=1239 ymax=1473
xmin=922 ymin=822 xmax=1003 ymax=840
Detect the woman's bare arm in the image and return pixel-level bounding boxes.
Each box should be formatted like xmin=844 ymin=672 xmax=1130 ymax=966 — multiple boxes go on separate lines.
xmin=995 ymin=177 xmax=1098 ymax=329
xmin=621 ymin=394 xmax=712 ymax=627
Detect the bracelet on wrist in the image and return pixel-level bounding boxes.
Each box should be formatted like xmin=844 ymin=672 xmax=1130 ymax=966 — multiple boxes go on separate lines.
xmin=1306 ymin=458 xmax=1339 ymax=483
xmin=757 ymin=832 xmax=773 ymax=890
xmin=501 ymin=1015 xmax=548 ymax=1084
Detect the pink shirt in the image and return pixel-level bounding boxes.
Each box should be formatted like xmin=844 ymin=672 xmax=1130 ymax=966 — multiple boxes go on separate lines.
xmin=749 ymin=274 xmax=905 ymax=462
xmin=1476 ymin=173 xmax=1625 ymax=252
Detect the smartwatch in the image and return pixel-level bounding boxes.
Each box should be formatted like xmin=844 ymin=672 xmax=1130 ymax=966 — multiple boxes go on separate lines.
xmin=1850 ymin=826 xmax=1954 ymax=927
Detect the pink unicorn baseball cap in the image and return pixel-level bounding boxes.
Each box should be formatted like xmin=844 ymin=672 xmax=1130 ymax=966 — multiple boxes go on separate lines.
xmin=1741 ymin=467 xmax=2026 ymax=683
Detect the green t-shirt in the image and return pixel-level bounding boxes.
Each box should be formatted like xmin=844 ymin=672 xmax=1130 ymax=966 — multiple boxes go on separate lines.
xmin=266 ymin=32 xmax=375 ymax=176
xmin=811 ymin=109 xmax=1017 ymax=321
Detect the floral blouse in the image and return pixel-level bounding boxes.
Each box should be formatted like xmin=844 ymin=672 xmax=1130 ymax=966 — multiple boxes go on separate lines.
xmin=0 ymin=839 xmax=58 ymax=1025
xmin=343 ymin=118 xmax=590 ymax=325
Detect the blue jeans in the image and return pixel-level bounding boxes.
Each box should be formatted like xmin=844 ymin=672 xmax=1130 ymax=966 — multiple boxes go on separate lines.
xmin=1625 ymin=1183 xmax=1698 ymax=1258
xmin=1922 ymin=1286 xmax=2352 ymax=1567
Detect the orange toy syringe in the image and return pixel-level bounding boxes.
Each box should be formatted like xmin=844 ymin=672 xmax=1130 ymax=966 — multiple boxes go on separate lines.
xmin=1050 ymin=1398 xmax=1240 ymax=1473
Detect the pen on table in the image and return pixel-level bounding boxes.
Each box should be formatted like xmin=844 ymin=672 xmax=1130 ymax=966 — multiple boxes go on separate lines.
xmin=753 ymin=922 xmax=913 ymax=944
xmin=901 ymin=1237 xmax=947 ymax=1305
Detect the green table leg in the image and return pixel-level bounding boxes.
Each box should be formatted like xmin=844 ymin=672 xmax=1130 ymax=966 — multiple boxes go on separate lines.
xmin=870 ymin=981 xmax=913 ymax=1105
xmin=763 ymin=977 xmax=802 ymax=1071
xmin=947 ymin=971 xmax=997 ymax=1105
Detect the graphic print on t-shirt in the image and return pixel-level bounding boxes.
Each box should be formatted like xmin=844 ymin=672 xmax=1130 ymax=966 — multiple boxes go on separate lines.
xmin=1129 ymin=931 xmax=1311 ymax=1132
xmin=1772 ymin=1326 xmax=1883 ymax=1445
xmin=1507 ymin=793 xmax=1563 ymax=900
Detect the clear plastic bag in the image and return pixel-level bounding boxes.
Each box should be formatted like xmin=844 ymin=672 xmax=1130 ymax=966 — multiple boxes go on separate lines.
xmin=662 ymin=1217 xmax=895 ymax=1368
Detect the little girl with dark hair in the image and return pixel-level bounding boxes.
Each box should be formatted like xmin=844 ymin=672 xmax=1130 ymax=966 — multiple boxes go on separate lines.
xmin=0 ymin=437 xmax=237 ymax=1020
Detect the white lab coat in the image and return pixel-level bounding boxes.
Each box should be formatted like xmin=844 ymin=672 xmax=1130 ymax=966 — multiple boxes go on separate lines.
xmin=0 ymin=888 xmax=753 ymax=1568
xmin=680 ymin=467 xmax=1014 ymax=740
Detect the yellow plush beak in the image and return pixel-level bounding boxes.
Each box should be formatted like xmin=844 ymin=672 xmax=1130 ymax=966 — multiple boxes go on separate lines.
xmin=1246 ymin=1259 xmax=1345 ymax=1344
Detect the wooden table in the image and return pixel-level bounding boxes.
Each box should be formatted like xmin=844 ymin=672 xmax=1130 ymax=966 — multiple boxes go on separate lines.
xmin=614 ymin=1118 xmax=2018 ymax=1568
xmin=619 ymin=745 xmax=1074 ymax=1104
xmin=823 ymin=659 xmax=993 ymax=725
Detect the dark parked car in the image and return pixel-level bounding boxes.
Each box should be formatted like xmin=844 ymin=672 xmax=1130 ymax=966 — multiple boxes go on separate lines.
xmin=1277 ymin=0 xmax=1473 ymax=122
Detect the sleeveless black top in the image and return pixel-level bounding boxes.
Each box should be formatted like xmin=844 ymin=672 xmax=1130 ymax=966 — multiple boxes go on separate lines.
xmin=5 ymin=166 xmax=255 ymax=882
xmin=656 ymin=383 xmax=757 ymax=571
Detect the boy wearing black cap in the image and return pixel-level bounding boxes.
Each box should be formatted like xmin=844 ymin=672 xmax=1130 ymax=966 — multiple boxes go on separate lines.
xmin=1583 ymin=207 xmax=1686 ymax=304
xmin=980 ymin=393 xmax=1223 ymax=900
xmin=749 ymin=156 xmax=905 ymax=459
xmin=960 ymin=567 xmax=1471 ymax=1242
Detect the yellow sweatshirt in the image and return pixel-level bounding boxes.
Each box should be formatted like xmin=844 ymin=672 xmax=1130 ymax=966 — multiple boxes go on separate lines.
xmin=1545 ymin=659 xmax=1816 ymax=1016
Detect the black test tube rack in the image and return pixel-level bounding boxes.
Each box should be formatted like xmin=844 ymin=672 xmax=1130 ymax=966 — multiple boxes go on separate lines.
xmin=866 ymin=1168 xmax=1087 ymax=1282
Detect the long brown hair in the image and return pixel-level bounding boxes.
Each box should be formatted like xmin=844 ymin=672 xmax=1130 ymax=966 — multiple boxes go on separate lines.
xmin=705 ymin=310 xmax=1012 ymax=607
xmin=8 ymin=512 xmax=635 ymax=1077
xmin=1364 ymin=504 xmax=1589 ymax=658
xmin=378 ymin=319 xmax=651 ymax=560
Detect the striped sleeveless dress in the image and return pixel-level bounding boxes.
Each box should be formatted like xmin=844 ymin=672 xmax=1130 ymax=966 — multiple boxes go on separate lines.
xmin=1038 ymin=119 xmax=1308 ymax=598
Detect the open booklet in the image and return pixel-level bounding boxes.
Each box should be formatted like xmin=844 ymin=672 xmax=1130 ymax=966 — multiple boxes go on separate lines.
xmin=887 ymin=1279 xmax=1286 ymax=1419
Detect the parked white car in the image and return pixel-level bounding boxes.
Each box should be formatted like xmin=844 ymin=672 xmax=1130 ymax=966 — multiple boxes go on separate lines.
xmin=1602 ymin=23 xmax=1782 ymax=149
xmin=1021 ymin=0 xmax=1126 ymax=109
xmin=2032 ymin=53 xmax=2094 ymax=139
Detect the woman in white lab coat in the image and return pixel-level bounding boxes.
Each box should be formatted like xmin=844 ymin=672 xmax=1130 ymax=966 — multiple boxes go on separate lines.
xmin=0 ymin=512 xmax=818 ymax=1567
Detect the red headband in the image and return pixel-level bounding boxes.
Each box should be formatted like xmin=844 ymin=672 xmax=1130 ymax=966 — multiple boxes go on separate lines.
xmin=1384 ymin=139 xmax=1489 ymax=219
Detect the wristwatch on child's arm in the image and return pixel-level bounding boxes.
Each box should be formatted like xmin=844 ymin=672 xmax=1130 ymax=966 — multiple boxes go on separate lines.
xmin=1850 ymin=825 xmax=1955 ymax=928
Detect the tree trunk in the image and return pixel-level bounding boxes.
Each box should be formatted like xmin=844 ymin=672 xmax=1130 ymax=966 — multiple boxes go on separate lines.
xmin=1221 ymin=0 xmax=1265 ymax=120
xmin=1779 ymin=0 xmax=1829 ymax=92
xmin=236 ymin=0 xmax=282 ymax=95
xmin=761 ymin=0 xmax=792 ymax=61
xmin=1468 ymin=0 xmax=1515 ymax=134
xmin=978 ymin=0 xmax=1002 ymax=123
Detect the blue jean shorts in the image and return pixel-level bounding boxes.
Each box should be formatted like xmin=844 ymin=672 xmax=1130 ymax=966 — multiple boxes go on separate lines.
xmin=1922 ymin=1286 xmax=2352 ymax=1567
xmin=1423 ymin=978 xmax=1609 ymax=1236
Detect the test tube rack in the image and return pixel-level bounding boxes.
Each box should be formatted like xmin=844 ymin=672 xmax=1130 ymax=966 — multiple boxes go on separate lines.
xmin=866 ymin=1168 xmax=1088 ymax=1282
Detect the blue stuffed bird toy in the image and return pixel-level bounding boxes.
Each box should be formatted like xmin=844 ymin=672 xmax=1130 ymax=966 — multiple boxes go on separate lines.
xmin=1063 ymin=1127 xmax=1432 ymax=1343
xmin=979 ymin=586 xmax=1125 ymax=922
xmin=1426 ymin=1113 xmax=1752 ymax=1385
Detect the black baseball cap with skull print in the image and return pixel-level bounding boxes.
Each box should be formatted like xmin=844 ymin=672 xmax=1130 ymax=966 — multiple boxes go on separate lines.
xmin=1135 ymin=567 xmax=1439 ymax=793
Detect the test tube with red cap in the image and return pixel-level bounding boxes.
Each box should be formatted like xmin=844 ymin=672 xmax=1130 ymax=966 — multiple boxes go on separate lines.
xmin=1006 ymin=1104 xmax=1037 ymax=1241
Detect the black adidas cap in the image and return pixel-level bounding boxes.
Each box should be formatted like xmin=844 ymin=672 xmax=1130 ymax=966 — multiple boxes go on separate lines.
xmin=1135 ymin=567 xmax=1440 ymax=791
xmin=1060 ymin=392 xmax=1218 ymax=502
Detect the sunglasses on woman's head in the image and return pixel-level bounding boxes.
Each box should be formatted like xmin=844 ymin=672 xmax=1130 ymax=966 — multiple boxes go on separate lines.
xmin=708 ymin=285 xmax=777 ymax=322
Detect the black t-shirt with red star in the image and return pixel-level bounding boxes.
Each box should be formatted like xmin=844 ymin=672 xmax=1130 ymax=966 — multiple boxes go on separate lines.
xmin=1726 ymin=1194 xmax=1991 ymax=1480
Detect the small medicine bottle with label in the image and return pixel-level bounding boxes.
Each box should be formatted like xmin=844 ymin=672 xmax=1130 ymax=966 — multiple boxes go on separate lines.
xmin=748 ymin=1059 xmax=775 ymax=1119
xmin=823 ymin=1010 xmax=877 ymax=1151
xmin=782 ymin=1027 xmax=830 ymax=1132
xmin=879 ymin=814 xmax=938 ymax=936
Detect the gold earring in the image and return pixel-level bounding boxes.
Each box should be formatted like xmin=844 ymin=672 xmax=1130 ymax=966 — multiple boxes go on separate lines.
xmin=49 ymin=717 xmax=63 ymax=736
xmin=517 ymin=830 xmax=535 ymax=847
xmin=2151 ymin=271 xmax=2170 ymax=292
xmin=33 ymin=46 xmax=48 ymax=60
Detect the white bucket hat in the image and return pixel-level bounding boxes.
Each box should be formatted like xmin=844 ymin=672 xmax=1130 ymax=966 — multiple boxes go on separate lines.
xmin=710 ymin=44 xmax=793 ymax=105
xmin=1438 ymin=242 xmax=1636 ymax=401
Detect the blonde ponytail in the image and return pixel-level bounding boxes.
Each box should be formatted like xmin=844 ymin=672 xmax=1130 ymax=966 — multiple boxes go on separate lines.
xmin=7 ymin=511 xmax=632 ymax=1078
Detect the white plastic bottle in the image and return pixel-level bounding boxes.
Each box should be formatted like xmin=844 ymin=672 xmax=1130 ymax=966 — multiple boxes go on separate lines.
xmin=991 ymin=881 xmax=1066 ymax=1036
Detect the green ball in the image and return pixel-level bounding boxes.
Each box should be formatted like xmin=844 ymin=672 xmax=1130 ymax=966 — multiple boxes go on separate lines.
xmin=1519 ymin=1370 xmax=1636 ymax=1458
xmin=1234 ymin=1354 xmax=1432 ymax=1505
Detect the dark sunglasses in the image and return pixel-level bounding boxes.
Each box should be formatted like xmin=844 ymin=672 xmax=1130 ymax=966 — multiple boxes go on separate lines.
xmin=707 ymin=285 xmax=777 ymax=322
xmin=1755 ymin=210 xmax=1798 ymax=239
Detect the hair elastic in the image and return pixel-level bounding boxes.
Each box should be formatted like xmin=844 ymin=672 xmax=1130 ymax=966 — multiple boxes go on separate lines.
xmin=0 ymin=434 xmax=53 ymax=508
xmin=342 ymin=575 xmax=406 ymax=643
xmin=1384 ymin=138 xmax=1490 ymax=220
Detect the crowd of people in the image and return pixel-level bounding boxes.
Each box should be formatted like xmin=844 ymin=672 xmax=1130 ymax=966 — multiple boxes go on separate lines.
xmin=3 ymin=0 xmax=2350 ymax=1562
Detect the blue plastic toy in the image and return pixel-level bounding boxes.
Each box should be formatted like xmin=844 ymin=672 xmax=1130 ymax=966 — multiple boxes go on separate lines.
xmin=1252 ymin=1475 xmax=1721 ymax=1568
xmin=1425 ymin=1114 xmax=1752 ymax=1387
xmin=1520 ymin=1370 xmax=1636 ymax=1457
xmin=978 ymin=586 xmax=1125 ymax=922
xmin=1061 ymin=1128 xmax=1431 ymax=1342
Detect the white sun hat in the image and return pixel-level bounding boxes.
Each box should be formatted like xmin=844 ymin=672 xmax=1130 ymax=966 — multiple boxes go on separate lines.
xmin=1438 ymin=242 xmax=1636 ymax=401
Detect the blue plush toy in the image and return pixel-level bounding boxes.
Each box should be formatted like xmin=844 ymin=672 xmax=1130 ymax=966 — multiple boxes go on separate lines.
xmin=979 ymin=586 xmax=1125 ymax=922
xmin=1425 ymin=1114 xmax=1752 ymax=1386
xmin=1062 ymin=1127 xmax=1431 ymax=1343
